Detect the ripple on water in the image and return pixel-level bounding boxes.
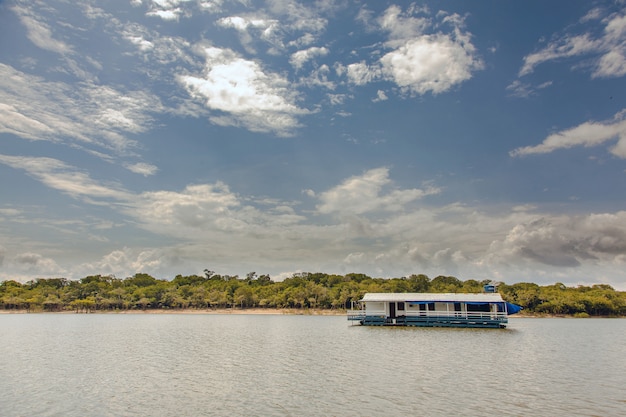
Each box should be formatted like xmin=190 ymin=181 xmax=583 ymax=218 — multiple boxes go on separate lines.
xmin=1 ymin=315 xmax=625 ymax=417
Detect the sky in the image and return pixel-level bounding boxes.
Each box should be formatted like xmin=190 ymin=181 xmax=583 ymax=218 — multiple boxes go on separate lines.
xmin=1 ymin=0 xmax=626 ymax=289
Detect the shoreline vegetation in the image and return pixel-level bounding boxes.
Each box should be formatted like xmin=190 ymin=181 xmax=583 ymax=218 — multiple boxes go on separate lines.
xmin=0 ymin=307 xmax=345 ymax=315
xmin=0 ymin=308 xmax=621 ymax=318
xmin=2 ymin=272 xmax=625 ymax=317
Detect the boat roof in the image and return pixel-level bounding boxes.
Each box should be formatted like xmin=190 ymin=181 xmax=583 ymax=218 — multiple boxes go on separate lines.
xmin=361 ymin=292 xmax=504 ymax=303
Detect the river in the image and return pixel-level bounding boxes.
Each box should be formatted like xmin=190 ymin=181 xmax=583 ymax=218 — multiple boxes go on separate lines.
xmin=1 ymin=314 xmax=624 ymax=416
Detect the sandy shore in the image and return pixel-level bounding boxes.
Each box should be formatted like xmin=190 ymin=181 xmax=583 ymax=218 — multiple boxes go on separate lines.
xmin=0 ymin=308 xmax=347 ymax=316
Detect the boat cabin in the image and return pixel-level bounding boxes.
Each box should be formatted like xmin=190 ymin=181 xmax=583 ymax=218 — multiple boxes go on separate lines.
xmin=347 ymin=292 xmax=520 ymax=328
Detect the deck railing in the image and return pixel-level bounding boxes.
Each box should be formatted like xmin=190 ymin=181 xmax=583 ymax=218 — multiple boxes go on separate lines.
xmin=346 ymin=309 xmax=368 ymax=320
xmin=347 ymin=309 xmax=508 ymax=321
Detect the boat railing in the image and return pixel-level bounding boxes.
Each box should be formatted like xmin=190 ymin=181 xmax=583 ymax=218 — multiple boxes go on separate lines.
xmin=348 ymin=310 xmax=508 ymax=320
xmin=347 ymin=308 xmax=389 ymax=320
xmin=404 ymin=310 xmax=508 ymax=320
xmin=346 ymin=309 xmax=368 ymax=320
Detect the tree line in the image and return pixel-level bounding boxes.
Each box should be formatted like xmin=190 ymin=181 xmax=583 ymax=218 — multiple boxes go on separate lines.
xmin=1 ymin=271 xmax=624 ymax=316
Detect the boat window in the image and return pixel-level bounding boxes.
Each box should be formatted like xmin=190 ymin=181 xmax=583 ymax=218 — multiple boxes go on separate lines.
xmin=428 ymin=302 xmax=435 ymax=311
xmin=467 ymin=303 xmax=490 ymax=312
xmin=419 ymin=304 xmax=426 ymax=311
xmin=397 ymin=302 xmax=405 ymax=311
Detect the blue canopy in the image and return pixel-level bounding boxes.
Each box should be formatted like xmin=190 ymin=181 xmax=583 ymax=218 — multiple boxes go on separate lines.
xmin=407 ymin=301 xmax=502 ymax=305
xmin=506 ymin=302 xmax=523 ymax=314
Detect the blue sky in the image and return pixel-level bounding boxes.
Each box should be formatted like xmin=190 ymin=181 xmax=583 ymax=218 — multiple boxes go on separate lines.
xmin=1 ymin=0 xmax=626 ymax=289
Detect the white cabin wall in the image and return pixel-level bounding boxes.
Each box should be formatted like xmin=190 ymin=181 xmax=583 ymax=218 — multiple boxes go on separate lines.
xmin=365 ymin=301 xmax=385 ymax=315
xmin=434 ymin=302 xmax=448 ymax=312
xmin=407 ymin=304 xmax=419 ymax=314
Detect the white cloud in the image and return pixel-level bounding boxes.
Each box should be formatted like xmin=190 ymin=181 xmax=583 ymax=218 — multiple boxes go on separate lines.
xmin=380 ymin=34 xmax=482 ymax=95
xmin=373 ymin=90 xmax=388 ymax=102
xmin=199 ymin=0 xmax=223 ymax=13
xmin=0 ymin=208 xmax=22 ymax=217
xmin=595 ymin=48 xmax=626 ymax=78
xmin=377 ymin=4 xmax=430 ymax=46
xmin=136 ymin=183 xmax=241 ymax=230
xmin=346 ymin=62 xmax=379 ymax=85
xmin=0 ymin=64 xmax=162 ymax=156
xmin=506 ymin=80 xmax=553 ymax=98
xmin=143 ymin=0 xmax=196 ymax=21
xmin=178 ymin=46 xmax=310 ymax=136
xmin=216 ymin=0 xmax=333 ymax=54
xmin=289 ymin=46 xmax=329 ymax=70
xmin=7 ymin=252 xmax=65 ymax=277
xmin=315 ymin=167 xmax=439 ymax=215
xmin=217 ymin=15 xmax=280 ymax=52
xmin=510 ymin=110 xmax=626 ymax=158
xmin=127 ymin=36 xmax=155 ymax=52
xmin=126 ymin=162 xmax=159 ymax=176
xmin=485 ymin=213 xmax=626 ymax=268
xmin=298 ymin=64 xmax=335 ymax=89
xmin=267 ymin=0 xmax=329 ymax=34
xmin=0 ymin=155 xmax=132 ymax=202
xmin=12 ymin=5 xmax=72 ymax=54
xmin=148 ymin=9 xmax=181 ymax=20
xmin=519 ymin=9 xmax=626 ymax=78
xmin=121 ymin=24 xmax=193 ymax=67
xmin=2 ymin=154 xmax=626 ymax=287
xmin=217 ymin=15 xmax=276 ymax=32
xmin=346 ymin=5 xmax=482 ymax=95
xmin=135 ymin=0 xmax=221 ymax=21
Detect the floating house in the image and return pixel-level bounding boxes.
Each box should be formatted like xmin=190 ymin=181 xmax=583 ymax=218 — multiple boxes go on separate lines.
xmin=347 ymin=292 xmax=522 ymax=328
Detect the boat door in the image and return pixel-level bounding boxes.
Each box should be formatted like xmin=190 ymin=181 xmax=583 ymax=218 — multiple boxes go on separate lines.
xmin=389 ymin=302 xmax=396 ymax=319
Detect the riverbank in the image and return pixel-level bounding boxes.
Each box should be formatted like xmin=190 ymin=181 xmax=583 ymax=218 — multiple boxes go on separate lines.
xmin=0 ymin=307 xmax=347 ymax=315
xmin=2 ymin=309 xmax=622 ymax=318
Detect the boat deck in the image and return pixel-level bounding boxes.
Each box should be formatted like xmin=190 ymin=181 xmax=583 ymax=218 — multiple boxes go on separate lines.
xmin=347 ymin=310 xmax=508 ymax=328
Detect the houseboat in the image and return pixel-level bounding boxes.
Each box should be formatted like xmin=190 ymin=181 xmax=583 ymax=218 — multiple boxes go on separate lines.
xmin=347 ymin=292 xmax=522 ymax=328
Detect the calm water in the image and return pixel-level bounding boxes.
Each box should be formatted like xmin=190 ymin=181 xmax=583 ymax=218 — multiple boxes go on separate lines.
xmin=1 ymin=314 xmax=625 ymax=417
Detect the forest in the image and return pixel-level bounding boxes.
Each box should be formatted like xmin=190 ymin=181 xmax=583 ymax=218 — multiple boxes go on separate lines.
xmin=1 ymin=271 xmax=625 ymax=317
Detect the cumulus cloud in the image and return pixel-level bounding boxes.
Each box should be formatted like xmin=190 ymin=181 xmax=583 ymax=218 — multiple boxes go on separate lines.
xmin=510 ymin=110 xmax=626 ymax=158
xmin=519 ymin=8 xmax=626 ymax=78
xmin=0 ymin=153 xmax=304 ymax=238
xmin=78 ymin=247 xmax=181 ymax=279
xmin=315 ymin=167 xmax=439 ymax=215
xmin=178 ymin=46 xmax=310 ymax=136
xmin=136 ymin=183 xmax=241 ymax=230
xmin=298 ymin=64 xmax=335 ymax=89
xmin=289 ymin=46 xmax=329 ymax=70
xmin=217 ymin=15 xmax=280 ymax=52
xmin=3 ymin=153 xmax=626 ymax=287
xmin=380 ymin=33 xmax=482 ymax=95
xmin=377 ymin=4 xmax=430 ymax=46
xmin=134 ymin=0 xmax=222 ymax=21
xmin=345 ymin=62 xmax=380 ymax=86
xmin=373 ymin=90 xmax=388 ymax=102
xmin=217 ymin=1 xmax=332 ymax=53
xmin=346 ymin=5 xmax=483 ymax=95
xmin=120 ymin=23 xmax=194 ymax=69
xmin=7 ymin=252 xmax=65 ymax=277
xmin=485 ymin=213 xmax=626 ymax=268
xmin=142 ymin=0 xmax=193 ymax=21
xmin=266 ymin=0 xmax=329 ymax=36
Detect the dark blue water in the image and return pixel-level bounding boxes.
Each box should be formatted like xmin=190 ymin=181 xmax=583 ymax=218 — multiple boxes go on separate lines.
xmin=1 ymin=314 xmax=624 ymax=416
